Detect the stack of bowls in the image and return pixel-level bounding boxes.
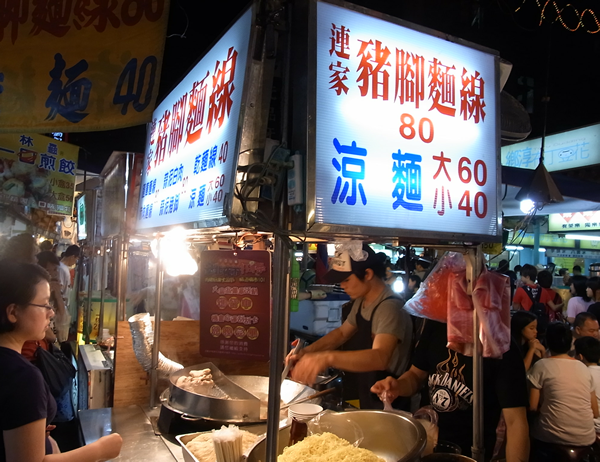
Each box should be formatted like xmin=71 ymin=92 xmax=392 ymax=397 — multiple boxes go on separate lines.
xmin=287 ymin=403 xmax=323 ymax=422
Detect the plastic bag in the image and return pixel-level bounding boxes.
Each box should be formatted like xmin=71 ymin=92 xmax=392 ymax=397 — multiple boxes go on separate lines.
xmin=446 ymin=270 xmax=474 ymax=356
xmin=404 ymin=252 xmax=466 ymax=322
xmin=473 ymin=268 xmax=511 ymax=359
xmin=413 ymin=406 xmax=439 ymax=456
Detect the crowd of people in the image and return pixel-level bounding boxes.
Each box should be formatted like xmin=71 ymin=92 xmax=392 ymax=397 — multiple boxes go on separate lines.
xmin=0 ymin=233 xmax=122 ymax=461
xmin=289 ymin=254 xmax=600 ymax=461
xmin=3 ymin=231 xmax=599 ymax=462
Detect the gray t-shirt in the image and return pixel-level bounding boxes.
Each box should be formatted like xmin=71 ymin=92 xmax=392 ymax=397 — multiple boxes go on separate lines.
xmin=346 ymin=286 xmax=412 ymax=376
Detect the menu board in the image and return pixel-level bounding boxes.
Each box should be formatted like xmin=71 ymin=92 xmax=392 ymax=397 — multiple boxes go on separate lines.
xmin=199 ymin=250 xmax=271 ymax=361
xmin=137 ymin=8 xmax=252 ymax=231
xmin=311 ymin=1 xmax=500 ymax=240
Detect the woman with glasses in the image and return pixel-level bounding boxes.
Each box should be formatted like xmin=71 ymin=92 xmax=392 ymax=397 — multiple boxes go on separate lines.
xmin=0 ymin=262 xmax=122 ymax=461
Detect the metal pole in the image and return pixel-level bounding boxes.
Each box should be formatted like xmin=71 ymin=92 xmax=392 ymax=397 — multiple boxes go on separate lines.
xmin=150 ymin=237 xmax=164 ymax=409
xmin=533 ymin=219 xmax=540 ymax=266
xmin=265 ymin=236 xmax=289 ymax=462
xmin=116 ymin=235 xmax=130 ymax=322
xmin=466 ymin=247 xmax=484 ymax=462
xmin=87 ymin=245 xmax=96 ymax=339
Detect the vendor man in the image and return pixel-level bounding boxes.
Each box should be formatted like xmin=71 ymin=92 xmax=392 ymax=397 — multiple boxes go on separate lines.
xmin=288 ymin=243 xmax=412 ymax=409
xmin=371 ymin=320 xmax=529 ymax=461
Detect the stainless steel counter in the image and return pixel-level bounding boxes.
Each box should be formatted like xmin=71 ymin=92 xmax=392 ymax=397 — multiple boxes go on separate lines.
xmin=79 ymin=406 xmax=183 ymax=461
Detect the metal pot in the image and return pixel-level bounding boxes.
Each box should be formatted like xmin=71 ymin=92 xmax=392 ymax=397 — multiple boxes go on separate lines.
xmin=421 ymin=455 xmax=476 ymax=462
xmin=167 ymin=364 xmax=318 ymax=424
xmin=590 ymin=263 xmax=600 ymax=278
xmin=246 ymin=410 xmax=427 ymax=462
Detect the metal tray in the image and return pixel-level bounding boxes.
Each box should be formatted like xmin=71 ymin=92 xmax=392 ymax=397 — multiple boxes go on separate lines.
xmin=167 ymin=372 xmax=319 ymax=424
xmin=176 ymin=425 xmax=266 ymax=462
xmin=169 ymin=363 xmax=261 ymax=422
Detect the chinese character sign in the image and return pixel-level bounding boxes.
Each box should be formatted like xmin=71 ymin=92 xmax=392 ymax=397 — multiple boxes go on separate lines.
xmin=137 ymin=8 xmax=252 ymax=231
xmin=501 ymin=123 xmax=600 ymax=172
xmin=314 ymin=2 xmax=499 ymax=239
xmin=549 ymin=211 xmax=600 ymax=233
xmin=0 ymin=133 xmax=77 ymax=215
xmin=0 ymin=0 xmax=169 ymax=133
xmin=199 ymin=250 xmax=271 ymax=361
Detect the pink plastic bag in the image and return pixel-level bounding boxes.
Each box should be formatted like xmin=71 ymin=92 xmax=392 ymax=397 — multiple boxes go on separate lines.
xmin=473 ymin=269 xmax=511 ymax=359
xmin=446 ymin=269 xmax=474 ymax=356
xmin=404 ymin=252 xmax=466 ymax=322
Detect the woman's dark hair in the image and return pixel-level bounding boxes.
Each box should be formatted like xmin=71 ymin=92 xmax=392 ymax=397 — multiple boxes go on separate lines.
xmin=546 ymin=322 xmax=573 ymax=355
xmin=537 ymin=270 xmax=553 ymax=289
xmin=571 ymin=275 xmax=591 ymax=301
xmin=0 ymin=262 xmax=50 ymax=334
xmin=511 ymin=310 xmax=537 ymax=345
xmin=587 ymin=277 xmax=600 ymax=302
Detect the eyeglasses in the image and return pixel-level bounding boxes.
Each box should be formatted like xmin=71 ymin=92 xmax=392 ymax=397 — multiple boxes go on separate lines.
xmin=29 ymin=303 xmax=55 ymax=312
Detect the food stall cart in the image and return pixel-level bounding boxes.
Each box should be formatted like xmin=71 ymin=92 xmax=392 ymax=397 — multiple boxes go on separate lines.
xmin=78 ymin=0 xmax=505 ymax=460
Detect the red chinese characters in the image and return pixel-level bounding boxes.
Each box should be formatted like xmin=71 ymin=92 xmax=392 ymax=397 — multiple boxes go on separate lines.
xmin=207 ymin=46 xmax=238 ymax=134
xmin=324 ymin=26 xmax=488 ymax=126
xmin=186 ymin=71 xmax=209 ymax=145
xmin=328 ymin=23 xmax=351 ymax=95
xmin=395 ymin=49 xmax=425 ymax=108
xmin=356 ymin=39 xmax=391 ymax=100
xmin=154 ymin=109 xmax=170 ymax=169
xmin=430 ymin=150 xmax=489 ymax=219
xmin=168 ymin=93 xmax=187 ymax=156
xmin=1 ymin=0 xmax=166 ymax=43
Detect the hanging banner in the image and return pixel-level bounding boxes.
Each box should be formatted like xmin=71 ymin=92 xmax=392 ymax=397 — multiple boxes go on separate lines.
xmin=0 ymin=133 xmax=78 ymax=215
xmin=549 ymin=211 xmax=600 ymax=232
xmin=199 ymin=250 xmax=271 ymax=362
xmin=310 ymin=0 xmax=500 ymax=241
xmin=0 ymin=0 xmax=169 ymax=133
xmin=502 ymin=123 xmax=600 ymax=172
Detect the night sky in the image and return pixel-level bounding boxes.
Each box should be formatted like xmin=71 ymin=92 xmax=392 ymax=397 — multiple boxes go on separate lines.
xmin=70 ymin=0 xmax=600 ymax=173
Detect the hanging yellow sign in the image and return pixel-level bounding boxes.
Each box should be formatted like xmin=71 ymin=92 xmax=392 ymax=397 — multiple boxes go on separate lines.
xmin=0 ymin=133 xmax=79 ymax=216
xmin=0 ymin=0 xmax=169 ymax=133
xmin=482 ymin=242 xmax=503 ymax=255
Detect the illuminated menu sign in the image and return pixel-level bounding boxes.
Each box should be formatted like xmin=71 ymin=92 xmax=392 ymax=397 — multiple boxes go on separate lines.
xmin=200 ymin=251 xmax=271 ymax=361
xmin=137 ymin=8 xmax=252 ymax=230
xmin=502 ymin=124 xmax=600 ymax=172
xmin=549 ymin=211 xmax=600 ymax=232
xmin=312 ymin=1 xmax=499 ymax=239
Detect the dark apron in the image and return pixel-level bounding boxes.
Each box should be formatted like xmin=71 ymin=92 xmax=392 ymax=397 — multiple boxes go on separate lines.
xmin=354 ymin=297 xmax=409 ymax=410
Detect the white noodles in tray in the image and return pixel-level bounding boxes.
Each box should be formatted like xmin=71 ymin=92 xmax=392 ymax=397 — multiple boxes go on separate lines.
xmin=212 ymin=425 xmax=243 ymax=462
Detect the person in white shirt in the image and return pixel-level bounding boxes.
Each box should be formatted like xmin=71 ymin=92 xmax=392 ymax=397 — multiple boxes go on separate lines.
xmin=58 ymin=245 xmax=80 ymax=306
xmin=567 ymin=275 xmax=594 ymax=323
xmin=528 ymin=322 xmax=598 ymax=460
xmin=574 ymin=336 xmax=600 ymax=433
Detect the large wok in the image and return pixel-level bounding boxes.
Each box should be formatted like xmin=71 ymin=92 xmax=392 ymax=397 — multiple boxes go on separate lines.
xmin=168 ymin=363 xmax=318 ymax=424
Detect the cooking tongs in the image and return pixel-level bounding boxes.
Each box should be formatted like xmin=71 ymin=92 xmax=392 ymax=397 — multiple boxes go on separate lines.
xmin=281 ymin=338 xmax=306 ymax=382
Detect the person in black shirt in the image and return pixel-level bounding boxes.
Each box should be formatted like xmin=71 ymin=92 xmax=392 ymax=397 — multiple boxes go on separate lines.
xmin=371 ymin=320 xmax=529 ymax=461
xmin=0 ymin=262 xmax=122 ymax=461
